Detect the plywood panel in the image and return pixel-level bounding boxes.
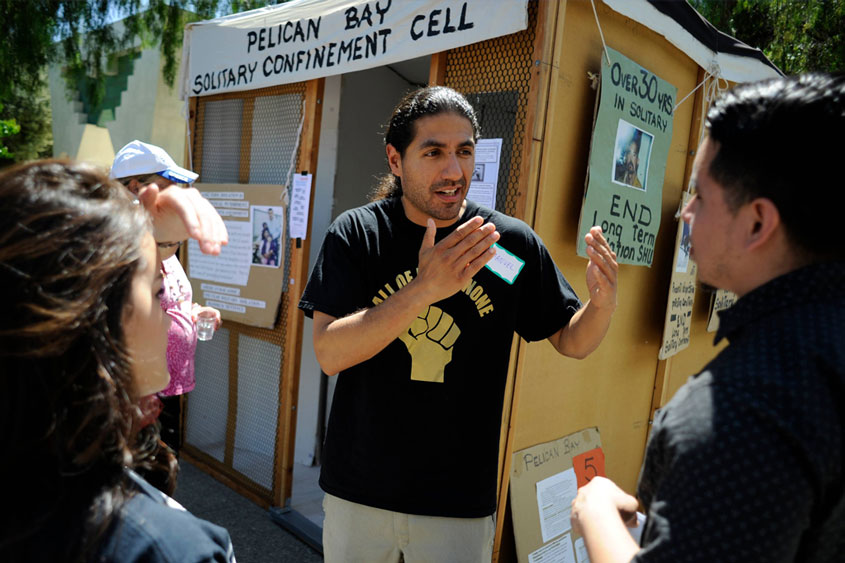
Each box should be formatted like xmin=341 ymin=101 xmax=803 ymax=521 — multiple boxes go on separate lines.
xmin=512 ymin=0 xmax=712 ymax=495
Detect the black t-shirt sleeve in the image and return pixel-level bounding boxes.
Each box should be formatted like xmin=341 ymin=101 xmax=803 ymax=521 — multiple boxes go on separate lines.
xmin=298 ymin=218 xmax=368 ymax=319
xmin=513 ymin=231 xmax=581 ymax=342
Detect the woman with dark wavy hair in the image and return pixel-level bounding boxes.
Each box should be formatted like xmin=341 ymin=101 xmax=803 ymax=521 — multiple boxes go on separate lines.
xmin=0 ymin=160 xmax=236 ymax=562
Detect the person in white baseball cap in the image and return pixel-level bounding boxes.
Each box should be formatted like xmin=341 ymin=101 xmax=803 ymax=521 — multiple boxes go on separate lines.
xmin=110 ymin=139 xmax=199 ymax=185
xmin=111 ymin=140 xmax=223 ymax=463
xmin=111 ymin=140 xmax=227 ymax=255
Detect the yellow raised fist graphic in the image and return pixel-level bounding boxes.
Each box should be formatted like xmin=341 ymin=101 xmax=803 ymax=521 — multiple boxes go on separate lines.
xmin=398 ymin=306 xmax=462 ymax=383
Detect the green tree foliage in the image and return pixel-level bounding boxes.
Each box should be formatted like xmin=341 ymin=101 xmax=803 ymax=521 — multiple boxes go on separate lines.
xmin=689 ymin=0 xmax=845 ymax=74
xmin=0 ymin=85 xmax=53 ymax=167
xmin=0 ymin=103 xmax=21 ymax=160
xmin=0 ymin=0 xmax=279 ymax=164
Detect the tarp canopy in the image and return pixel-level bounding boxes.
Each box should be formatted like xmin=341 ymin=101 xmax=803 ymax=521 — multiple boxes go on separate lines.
xmin=180 ymin=0 xmax=529 ymax=98
xmin=605 ymin=0 xmax=780 ymax=82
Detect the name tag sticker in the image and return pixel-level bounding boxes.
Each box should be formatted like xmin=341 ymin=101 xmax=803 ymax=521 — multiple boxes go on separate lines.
xmin=485 ymin=243 xmax=525 ymax=284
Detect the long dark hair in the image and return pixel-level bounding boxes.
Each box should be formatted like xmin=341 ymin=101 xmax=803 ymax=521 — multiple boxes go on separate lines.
xmin=372 ymin=86 xmax=480 ymax=201
xmin=0 ymin=160 xmax=170 ymax=561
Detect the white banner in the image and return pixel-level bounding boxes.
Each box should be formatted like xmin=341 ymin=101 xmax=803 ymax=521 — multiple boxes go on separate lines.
xmin=181 ymin=0 xmax=528 ymax=98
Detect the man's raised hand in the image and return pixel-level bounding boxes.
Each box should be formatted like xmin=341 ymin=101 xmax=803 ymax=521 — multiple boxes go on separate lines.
xmin=584 ymin=226 xmax=618 ymax=311
xmin=414 ymin=216 xmax=499 ymax=305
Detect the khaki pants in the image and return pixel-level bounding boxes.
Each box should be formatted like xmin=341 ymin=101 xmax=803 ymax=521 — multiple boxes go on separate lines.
xmin=322 ymin=493 xmax=495 ymax=563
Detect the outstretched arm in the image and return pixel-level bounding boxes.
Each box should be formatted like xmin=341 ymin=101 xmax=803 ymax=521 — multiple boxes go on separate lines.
xmin=549 ymin=226 xmax=618 ymax=358
xmin=137 ymin=184 xmax=229 ymax=255
xmin=313 ymin=216 xmax=499 ymax=375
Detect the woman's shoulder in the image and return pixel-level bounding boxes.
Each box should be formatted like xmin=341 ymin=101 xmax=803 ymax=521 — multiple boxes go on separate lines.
xmin=96 ymin=470 xmax=235 ymax=562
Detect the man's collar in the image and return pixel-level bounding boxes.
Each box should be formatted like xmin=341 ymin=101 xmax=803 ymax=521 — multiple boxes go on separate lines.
xmin=715 ymin=261 xmax=845 ymax=344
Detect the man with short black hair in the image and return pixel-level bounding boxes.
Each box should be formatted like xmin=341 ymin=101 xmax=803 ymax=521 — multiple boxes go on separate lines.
xmin=571 ymin=73 xmax=845 ymax=563
xmin=300 ymin=86 xmax=618 ymax=561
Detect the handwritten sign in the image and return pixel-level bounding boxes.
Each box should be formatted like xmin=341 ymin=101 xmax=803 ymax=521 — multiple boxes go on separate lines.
xmin=290 ymin=172 xmax=312 ymax=240
xmin=510 ymin=428 xmax=602 ymax=563
xmin=578 ymin=48 xmax=677 ymax=266
xmin=182 ymin=0 xmax=529 ymax=97
xmin=659 ymin=192 xmax=697 ymax=359
xmin=707 ymin=289 xmax=738 ymax=333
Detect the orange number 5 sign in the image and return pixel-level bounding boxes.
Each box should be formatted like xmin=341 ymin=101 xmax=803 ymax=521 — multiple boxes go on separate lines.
xmin=573 ymin=447 xmax=606 ymax=488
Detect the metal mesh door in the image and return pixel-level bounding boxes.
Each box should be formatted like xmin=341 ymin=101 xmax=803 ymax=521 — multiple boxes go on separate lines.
xmin=442 ymin=0 xmax=539 ymax=219
xmin=186 ymin=82 xmax=307 ymax=507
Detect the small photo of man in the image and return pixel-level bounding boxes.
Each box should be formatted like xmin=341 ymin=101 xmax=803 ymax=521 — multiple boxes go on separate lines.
xmin=251 ymin=206 xmax=284 ymax=268
xmin=612 ymin=120 xmax=653 ymax=191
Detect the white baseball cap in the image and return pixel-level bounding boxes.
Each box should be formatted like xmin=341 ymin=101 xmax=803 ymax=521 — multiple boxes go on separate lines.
xmin=110 ymin=140 xmax=198 ymax=184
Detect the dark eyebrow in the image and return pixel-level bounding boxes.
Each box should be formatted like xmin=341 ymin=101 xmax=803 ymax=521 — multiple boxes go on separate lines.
xmin=417 ymin=138 xmax=476 ymax=150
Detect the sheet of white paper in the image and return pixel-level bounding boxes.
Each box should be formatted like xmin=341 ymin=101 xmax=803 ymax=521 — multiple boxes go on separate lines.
xmin=199 ymin=283 xmax=240 ymax=296
xmin=536 ymin=468 xmax=578 ymax=543
xmin=468 ymin=138 xmax=502 ymax=209
xmin=202 ymin=191 xmax=244 ymax=200
xmin=290 ymin=173 xmax=312 ymax=240
xmin=188 ymin=220 xmax=252 ymax=286
xmin=528 ymin=533 xmax=576 ymax=563
xmin=216 ymin=208 xmax=249 ymax=218
xmin=206 ymin=300 xmax=246 ymax=313
xmin=628 ymin=511 xmax=646 ymax=545
xmin=574 ymin=537 xmax=590 ymax=563
xmin=203 ymin=291 xmax=266 ymax=309
xmin=467 ymin=182 xmax=496 ymax=209
xmin=208 ymin=199 xmax=250 ymax=209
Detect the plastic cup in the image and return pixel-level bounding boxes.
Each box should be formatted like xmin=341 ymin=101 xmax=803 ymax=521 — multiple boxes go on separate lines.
xmin=197 ymin=316 xmax=216 ymax=341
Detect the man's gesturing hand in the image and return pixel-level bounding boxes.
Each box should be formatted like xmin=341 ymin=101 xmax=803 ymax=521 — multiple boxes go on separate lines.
xmin=584 ymin=226 xmax=618 ymax=311
xmin=413 ymin=216 xmax=499 ymax=304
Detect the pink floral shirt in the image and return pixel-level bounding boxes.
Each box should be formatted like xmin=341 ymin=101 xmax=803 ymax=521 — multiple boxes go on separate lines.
xmin=159 ymin=255 xmax=197 ymax=396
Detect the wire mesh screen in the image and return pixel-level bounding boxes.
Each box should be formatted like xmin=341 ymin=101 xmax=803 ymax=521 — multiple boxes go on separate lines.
xmin=443 ymin=0 xmax=538 ymax=218
xmin=188 ymin=82 xmax=306 ymax=503
xmin=199 ymin=99 xmax=244 ymax=184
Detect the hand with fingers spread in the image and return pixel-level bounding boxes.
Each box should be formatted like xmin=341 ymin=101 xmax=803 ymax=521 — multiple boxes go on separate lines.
xmin=137 ymin=184 xmax=229 ymax=256
xmin=412 ymin=216 xmax=500 ymax=304
xmin=584 ymin=226 xmax=618 ymax=311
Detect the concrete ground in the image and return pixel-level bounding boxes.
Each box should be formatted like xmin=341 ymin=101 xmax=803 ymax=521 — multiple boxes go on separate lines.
xmin=173 ymin=459 xmax=323 ymax=563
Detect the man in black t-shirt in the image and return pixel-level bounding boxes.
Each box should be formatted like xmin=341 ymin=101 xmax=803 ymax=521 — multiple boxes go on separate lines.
xmin=299 ymin=86 xmax=618 ymax=562
xmin=571 ymin=74 xmax=845 ymax=563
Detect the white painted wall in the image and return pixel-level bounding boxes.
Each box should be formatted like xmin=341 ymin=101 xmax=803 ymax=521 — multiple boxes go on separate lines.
xmin=49 ymin=41 xmax=188 ymax=169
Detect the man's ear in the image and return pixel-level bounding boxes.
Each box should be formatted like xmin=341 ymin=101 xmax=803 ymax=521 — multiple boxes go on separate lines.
xmin=744 ymin=197 xmax=782 ymax=251
xmin=386 ymin=144 xmax=402 ymax=178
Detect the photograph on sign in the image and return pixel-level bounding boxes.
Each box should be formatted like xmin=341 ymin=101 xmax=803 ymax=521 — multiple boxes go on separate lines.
xmin=612 ymin=120 xmax=652 ymax=191
xmin=251 ymin=205 xmax=284 ymax=268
